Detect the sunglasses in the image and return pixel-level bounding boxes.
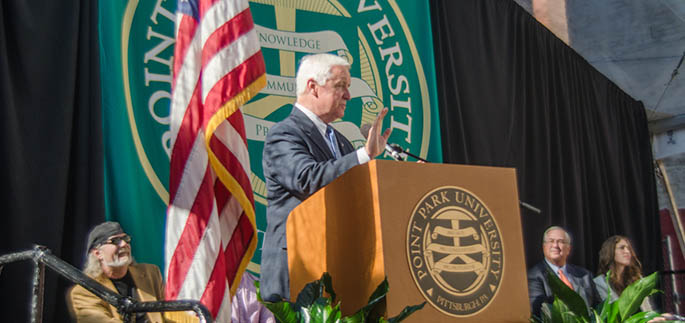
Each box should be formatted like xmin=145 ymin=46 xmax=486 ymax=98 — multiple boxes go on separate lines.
xmin=102 ymin=235 xmax=132 ymax=246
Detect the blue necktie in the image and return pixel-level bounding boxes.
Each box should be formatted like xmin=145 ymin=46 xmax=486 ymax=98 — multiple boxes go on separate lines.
xmin=325 ymin=126 xmax=340 ymax=159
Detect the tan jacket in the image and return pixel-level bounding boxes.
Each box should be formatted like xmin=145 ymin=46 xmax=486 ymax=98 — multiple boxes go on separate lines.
xmin=68 ymin=263 xmax=196 ymax=323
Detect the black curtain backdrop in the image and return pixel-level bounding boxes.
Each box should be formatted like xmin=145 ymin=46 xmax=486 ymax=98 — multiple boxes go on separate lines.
xmin=0 ymin=0 xmax=102 ymax=322
xmin=430 ymin=0 xmax=661 ymax=278
xmin=0 ymin=0 xmax=662 ymax=321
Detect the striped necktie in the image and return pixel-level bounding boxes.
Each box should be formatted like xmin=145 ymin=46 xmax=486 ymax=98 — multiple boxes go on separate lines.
xmin=325 ymin=126 xmax=340 ymax=159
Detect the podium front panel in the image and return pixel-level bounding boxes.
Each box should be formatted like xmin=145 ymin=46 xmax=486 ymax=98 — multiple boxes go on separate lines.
xmin=373 ymin=161 xmax=530 ymax=322
xmin=288 ymin=161 xmax=530 ymax=321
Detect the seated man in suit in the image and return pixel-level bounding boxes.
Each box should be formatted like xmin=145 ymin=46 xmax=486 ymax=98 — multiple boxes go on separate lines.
xmin=527 ymin=226 xmax=600 ymax=318
xmin=68 ymin=221 xmax=194 ymax=322
xmin=260 ymin=53 xmax=391 ymax=302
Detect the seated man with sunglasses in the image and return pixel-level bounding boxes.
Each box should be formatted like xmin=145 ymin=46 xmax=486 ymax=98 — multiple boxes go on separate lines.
xmin=68 ymin=221 xmax=194 ymax=322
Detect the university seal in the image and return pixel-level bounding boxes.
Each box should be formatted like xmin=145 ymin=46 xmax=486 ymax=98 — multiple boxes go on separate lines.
xmin=406 ymin=186 xmax=503 ymax=316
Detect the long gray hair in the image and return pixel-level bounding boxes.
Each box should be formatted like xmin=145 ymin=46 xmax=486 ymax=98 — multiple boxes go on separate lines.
xmin=83 ymin=252 xmax=103 ymax=278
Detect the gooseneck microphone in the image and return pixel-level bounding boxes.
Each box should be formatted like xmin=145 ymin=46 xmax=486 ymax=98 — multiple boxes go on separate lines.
xmin=388 ymin=143 xmax=427 ymax=163
xmin=385 ymin=145 xmax=405 ymax=161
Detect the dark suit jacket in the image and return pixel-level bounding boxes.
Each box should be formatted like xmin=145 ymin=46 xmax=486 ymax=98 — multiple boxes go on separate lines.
xmin=260 ymin=106 xmax=358 ymax=301
xmin=527 ymin=261 xmax=600 ymax=318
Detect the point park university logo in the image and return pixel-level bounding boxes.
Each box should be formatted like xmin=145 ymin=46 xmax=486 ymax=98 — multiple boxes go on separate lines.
xmin=123 ymin=0 xmax=433 ymax=269
xmin=407 ymin=186 xmax=503 ymax=317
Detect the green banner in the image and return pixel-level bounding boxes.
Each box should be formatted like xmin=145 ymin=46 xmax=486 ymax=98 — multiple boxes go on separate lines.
xmin=99 ymin=0 xmax=442 ymax=274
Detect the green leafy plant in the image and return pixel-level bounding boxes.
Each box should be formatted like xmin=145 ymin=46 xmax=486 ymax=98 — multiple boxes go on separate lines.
xmin=256 ymin=272 xmax=426 ymax=323
xmin=533 ymin=271 xmax=662 ymax=323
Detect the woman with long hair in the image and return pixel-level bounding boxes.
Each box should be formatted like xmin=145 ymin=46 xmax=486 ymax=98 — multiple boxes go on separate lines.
xmin=594 ymin=235 xmax=654 ymax=311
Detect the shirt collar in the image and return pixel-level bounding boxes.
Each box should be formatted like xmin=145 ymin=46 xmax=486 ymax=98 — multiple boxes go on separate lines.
xmin=295 ymin=103 xmax=328 ymax=138
xmin=544 ymin=258 xmax=568 ymax=276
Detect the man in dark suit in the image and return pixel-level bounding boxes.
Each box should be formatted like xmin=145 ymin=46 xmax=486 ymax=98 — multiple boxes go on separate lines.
xmin=527 ymin=226 xmax=600 ymax=318
xmin=260 ymin=53 xmax=391 ymax=302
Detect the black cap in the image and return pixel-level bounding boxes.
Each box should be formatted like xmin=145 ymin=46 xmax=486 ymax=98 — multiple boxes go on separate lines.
xmin=86 ymin=221 xmax=124 ymax=255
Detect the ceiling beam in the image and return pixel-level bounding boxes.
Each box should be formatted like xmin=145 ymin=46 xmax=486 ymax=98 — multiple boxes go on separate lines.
xmin=649 ymin=113 xmax=685 ymax=134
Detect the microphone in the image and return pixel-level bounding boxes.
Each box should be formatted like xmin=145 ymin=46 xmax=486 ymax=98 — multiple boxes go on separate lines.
xmin=385 ymin=145 xmax=405 ymax=161
xmin=360 ymin=124 xmax=404 ymax=161
xmin=388 ymin=143 xmax=427 ymax=163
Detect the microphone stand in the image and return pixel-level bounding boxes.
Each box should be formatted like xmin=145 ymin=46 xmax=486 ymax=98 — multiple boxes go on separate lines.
xmin=387 ymin=142 xmax=542 ymax=215
xmin=389 ymin=144 xmax=428 ymax=162
xmin=519 ymin=201 xmax=541 ymax=214
xmin=387 ymin=142 xmax=541 ymax=215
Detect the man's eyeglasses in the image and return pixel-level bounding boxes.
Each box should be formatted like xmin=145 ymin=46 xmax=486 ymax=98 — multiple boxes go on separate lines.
xmin=544 ymin=239 xmax=569 ymax=245
xmin=102 ymin=235 xmax=131 ymax=246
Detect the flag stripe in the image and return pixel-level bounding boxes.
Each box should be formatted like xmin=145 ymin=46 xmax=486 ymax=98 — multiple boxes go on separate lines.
xmin=226 ymin=108 xmax=248 ymax=146
xmin=176 ymin=205 xmax=220 ymax=300
xmin=173 ymin=15 xmax=198 ymax=82
xmin=197 ymin=0 xmax=249 ymax=56
xmin=200 ymin=249 xmax=228 ymax=319
xmin=201 ymin=8 xmax=254 ymax=68
xmin=167 ymin=166 xmax=215 ymax=299
xmin=218 ymin=192 xmax=242 ymax=250
xmin=224 ymin=214 xmax=253 ymax=284
xmin=215 ymin=112 xmax=251 ymax=179
xmin=202 ymin=29 xmax=261 ymax=103
xmin=169 ymin=86 xmax=203 ymax=200
xmin=165 ymin=134 xmax=208 ymax=267
xmin=213 ymin=287 xmax=232 ymax=323
xmin=169 ymin=28 xmax=201 ymax=149
xmin=197 ymin=0 xmax=224 ymax=23
xmin=209 ymin=136 xmax=252 ymax=205
xmin=214 ymin=180 xmax=232 ymax=218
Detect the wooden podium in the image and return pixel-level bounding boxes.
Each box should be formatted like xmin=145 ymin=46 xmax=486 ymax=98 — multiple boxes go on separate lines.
xmin=286 ymin=160 xmax=530 ymax=322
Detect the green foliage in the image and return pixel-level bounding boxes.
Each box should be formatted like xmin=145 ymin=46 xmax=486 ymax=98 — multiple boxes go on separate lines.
xmin=546 ymin=271 xmax=591 ymax=322
xmin=257 ymin=273 xmax=426 ymax=323
xmin=616 ymin=272 xmax=660 ymax=321
xmin=532 ymin=271 xmax=662 ymax=323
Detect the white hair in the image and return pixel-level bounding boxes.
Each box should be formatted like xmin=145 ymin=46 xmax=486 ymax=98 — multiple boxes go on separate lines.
xmin=543 ymin=226 xmax=572 ymax=245
xmin=295 ymin=53 xmax=350 ymax=96
xmin=83 ymin=252 xmax=103 ymax=278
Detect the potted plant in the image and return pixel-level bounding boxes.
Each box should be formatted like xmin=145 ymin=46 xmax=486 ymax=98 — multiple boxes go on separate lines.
xmin=534 ymin=271 xmax=662 ymax=323
xmin=256 ymin=272 xmax=425 ymax=323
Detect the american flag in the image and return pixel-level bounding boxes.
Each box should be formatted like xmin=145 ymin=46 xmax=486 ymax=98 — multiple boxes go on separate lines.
xmin=165 ymin=0 xmax=265 ymax=320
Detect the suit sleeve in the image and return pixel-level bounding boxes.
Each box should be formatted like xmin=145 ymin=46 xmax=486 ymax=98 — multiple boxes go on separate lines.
xmin=150 ymin=264 xmax=164 ymax=301
xmin=68 ymin=285 xmax=120 ymax=323
xmin=593 ymin=275 xmax=609 ymax=303
xmin=527 ymin=266 xmax=549 ymax=318
xmin=587 ymin=274 xmax=602 ymax=309
xmin=263 ymin=126 xmax=359 ymax=200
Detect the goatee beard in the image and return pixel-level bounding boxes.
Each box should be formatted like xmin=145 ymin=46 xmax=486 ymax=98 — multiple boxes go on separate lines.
xmin=105 ymin=254 xmax=132 ymax=268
